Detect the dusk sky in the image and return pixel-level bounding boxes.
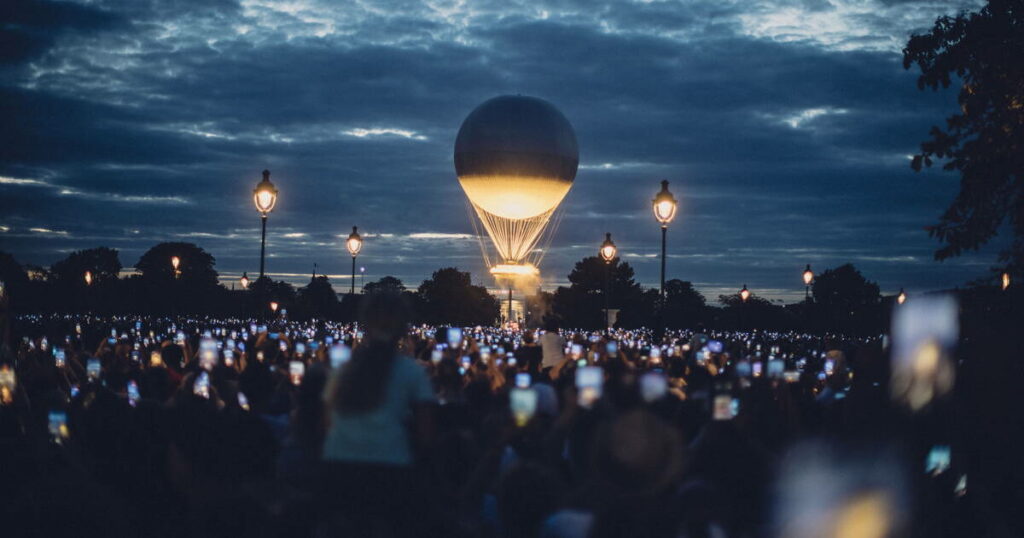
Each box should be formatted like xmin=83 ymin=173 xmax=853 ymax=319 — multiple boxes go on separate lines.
xmin=0 ymin=0 xmax=1002 ymax=301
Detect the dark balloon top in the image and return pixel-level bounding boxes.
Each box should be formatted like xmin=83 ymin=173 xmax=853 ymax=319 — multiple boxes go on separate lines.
xmin=454 ymin=95 xmax=579 ymax=182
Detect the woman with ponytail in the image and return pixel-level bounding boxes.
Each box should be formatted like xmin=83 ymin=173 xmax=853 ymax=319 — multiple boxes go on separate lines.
xmin=319 ymin=291 xmax=439 ymax=536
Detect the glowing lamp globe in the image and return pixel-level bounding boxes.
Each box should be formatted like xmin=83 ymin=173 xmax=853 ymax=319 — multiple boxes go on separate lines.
xmin=346 ymin=226 xmax=363 ymax=257
xmin=740 ymin=284 xmax=750 ymax=302
xmin=600 ymin=233 xmax=617 ymax=263
xmin=652 ymin=180 xmax=678 ymax=226
xmin=253 ymin=170 xmax=278 ymax=215
xmin=803 ymin=264 xmax=813 ymax=286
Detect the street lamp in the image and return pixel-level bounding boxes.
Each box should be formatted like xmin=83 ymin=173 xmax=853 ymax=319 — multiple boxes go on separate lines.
xmin=239 ymin=272 xmax=250 ymax=290
xmin=171 ymin=256 xmax=181 ymax=279
xmin=802 ymin=264 xmax=813 ymax=301
xmin=84 ymin=271 xmax=93 ymax=286
xmin=600 ymin=233 xmax=617 ymax=263
xmin=253 ymin=169 xmax=279 ymax=279
xmin=897 ymin=288 xmax=906 ymax=305
xmin=652 ymin=180 xmax=678 ymax=302
xmin=1002 ymin=272 xmax=1011 ymax=291
xmin=269 ymin=301 xmax=279 ymax=314
xmin=600 ymin=232 xmax=617 ymax=328
xmin=346 ymin=226 xmax=363 ymax=295
xmin=739 ymin=284 xmax=750 ymax=330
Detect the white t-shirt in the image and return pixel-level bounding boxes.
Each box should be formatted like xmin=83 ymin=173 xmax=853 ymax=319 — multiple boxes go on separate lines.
xmin=540 ymin=331 xmax=565 ymax=369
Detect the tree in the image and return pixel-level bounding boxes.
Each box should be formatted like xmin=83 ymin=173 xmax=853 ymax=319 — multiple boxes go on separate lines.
xmin=663 ymin=279 xmax=706 ymax=329
xmin=0 ymin=252 xmax=29 ymax=342
xmin=363 ymin=276 xmax=406 ymax=294
xmin=716 ymin=292 xmax=793 ymax=331
xmin=296 ymin=275 xmax=339 ymax=319
xmin=614 ymin=288 xmax=660 ymax=329
xmin=248 ymin=276 xmax=297 ymax=317
xmin=136 ymin=242 xmax=218 ymax=286
xmin=50 ymin=247 xmax=121 ymax=283
xmin=417 ymin=267 xmax=499 ymax=326
xmin=134 ymin=242 xmax=222 ymax=314
xmin=904 ymin=0 xmax=1024 ymax=273
xmin=0 ymin=252 xmax=29 ymax=297
xmin=552 ymin=256 xmax=643 ymax=329
xmin=811 ymin=264 xmax=882 ymax=335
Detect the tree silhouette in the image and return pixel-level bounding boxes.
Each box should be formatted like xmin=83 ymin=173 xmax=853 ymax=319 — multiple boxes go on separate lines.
xmin=363 ymin=276 xmax=406 ymax=294
xmin=51 ymin=247 xmax=122 ymax=283
xmin=136 ymin=242 xmax=218 ymax=286
xmin=296 ymin=275 xmax=339 ymax=319
xmin=0 ymin=254 xmax=24 ymax=283
xmin=552 ymin=256 xmax=643 ymax=328
xmin=0 ymin=252 xmax=29 ymax=344
xmin=663 ymin=279 xmax=706 ymax=329
xmin=812 ymin=264 xmax=882 ymax=335
xmin=904 ymin=0 xmax=1024 ymax=273
xmin=417 ymin=267 xmax=498 ymax=326
xmin=718 ymin=292 xmax=772 ymax=309
xmin=247 ymin=276 xmax=296 ymax=318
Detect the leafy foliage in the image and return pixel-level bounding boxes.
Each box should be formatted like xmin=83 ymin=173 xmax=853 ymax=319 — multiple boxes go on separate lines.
xmin=296 ymin=275 xmax=339 ymax=319
xmin=663 ymin=279 xmax=707 ymax=328
xmin=51 ymin=247 xmax=122 ymax=283
xmin=363 ymin=276 xmax=406 ymax=294
xmin=811 ymin=264 xmax=882 ymax=335
xmin=136 ymin=242 xmax=218 ymax=286
xmin=904 ymin=0 xmax=1024 ymax=272
xmin=417 ymin=268 xmax=499 ymax=326
xmin=552 ymin=256 xmax=643 ymax=329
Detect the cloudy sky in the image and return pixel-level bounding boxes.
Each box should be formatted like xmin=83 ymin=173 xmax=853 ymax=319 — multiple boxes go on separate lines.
xmin=0 ymin=0 xmax=999 ymax=301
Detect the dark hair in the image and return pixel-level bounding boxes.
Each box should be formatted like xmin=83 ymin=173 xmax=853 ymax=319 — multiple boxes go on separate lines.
xmin=332 ymin=292 xmax=411 ymax=414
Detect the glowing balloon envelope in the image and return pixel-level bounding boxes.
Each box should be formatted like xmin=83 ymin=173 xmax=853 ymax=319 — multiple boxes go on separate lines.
xmin=454 ymin=95 xmax=578 ymax=269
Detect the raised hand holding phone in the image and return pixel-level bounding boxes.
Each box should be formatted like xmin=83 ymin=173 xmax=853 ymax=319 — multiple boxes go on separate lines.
xmin=194 ymin=372 xmax=210 ymax=399
xmin=576 ymin=366 xmax=603 ymax=409
xmin=891 ymin=294 xmax=958 ymax=411
xmin=510 ymin=388 xmax=538 ymax=427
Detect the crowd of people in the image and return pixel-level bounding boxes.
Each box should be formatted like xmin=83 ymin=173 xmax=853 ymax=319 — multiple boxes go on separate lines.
xmin=0 ymin=291 xmax=1014 ymax=537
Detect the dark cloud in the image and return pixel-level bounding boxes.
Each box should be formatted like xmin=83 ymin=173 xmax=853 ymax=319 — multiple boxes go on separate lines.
xmin=0 ymin=0 xmax=995 ymax=300
xmin=0 ymin=0 xmax=121 ymax=64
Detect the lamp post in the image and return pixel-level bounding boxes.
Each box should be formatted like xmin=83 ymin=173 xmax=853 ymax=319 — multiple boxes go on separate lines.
xmin=253 ymin=170 xmax=279 ymax=279
xmin=346 ymin=226 xmax=363 ymax=295
xmin=897 ymin=288 xmax=906 ymax=305
xmin=652 ymin=180 xmax=678 ymax=303
xmin=171 ymin=256 xmax=181 ymax=279
xmin=239 ymin=272 xmax=250 ymax=290
xmin=1002 ymin=271 xmax=1011 ymax=291
xmin=84 ymin=271 xmax=93 ymax=286
xmin=802 ymin=264 xmax=813 ymax=301
xmin=600 ymin=232 xmax=617 ymax=329
xmin=739 ymin=284 xmax=750 ymax=330
xmin=269 ymin=301 xmax=279 ymax=314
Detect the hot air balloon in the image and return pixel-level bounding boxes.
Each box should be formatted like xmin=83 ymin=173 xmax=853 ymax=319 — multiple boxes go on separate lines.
xmin=454 ymin=95 xmax=578 ymax=283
